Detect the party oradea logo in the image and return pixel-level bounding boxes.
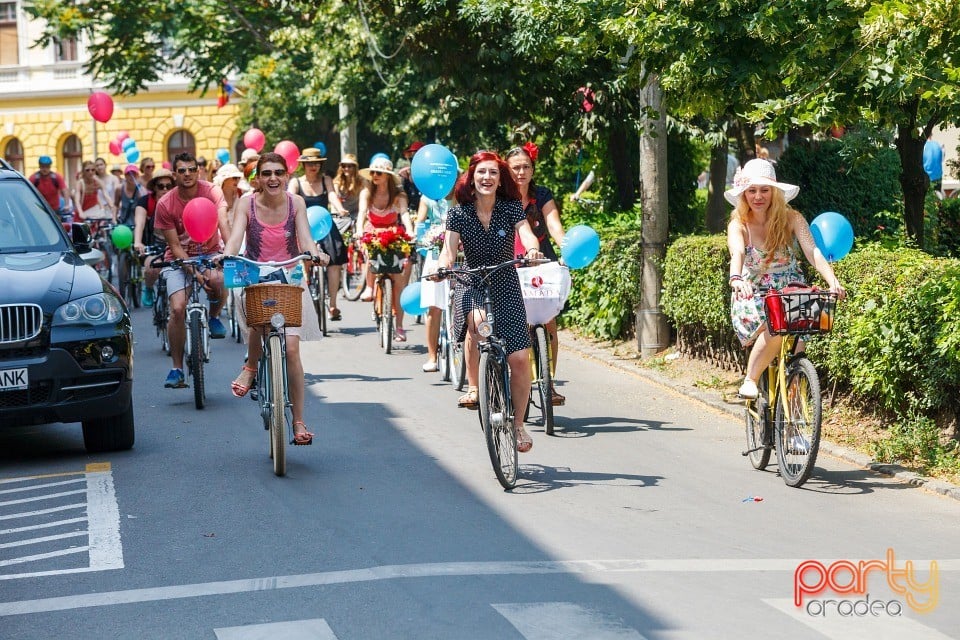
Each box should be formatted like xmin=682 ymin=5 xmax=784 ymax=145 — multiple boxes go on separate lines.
xmin=794 ymin=549 xmax=938 ymax=617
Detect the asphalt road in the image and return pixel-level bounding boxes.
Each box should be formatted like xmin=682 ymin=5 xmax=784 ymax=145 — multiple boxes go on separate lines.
xmin=1 ymin=295 xmax=958 ymax=639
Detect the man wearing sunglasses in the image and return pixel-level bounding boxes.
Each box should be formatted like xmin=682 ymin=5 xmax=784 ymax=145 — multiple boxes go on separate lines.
xmin=154 ymin=152 xmax=231 ymax=389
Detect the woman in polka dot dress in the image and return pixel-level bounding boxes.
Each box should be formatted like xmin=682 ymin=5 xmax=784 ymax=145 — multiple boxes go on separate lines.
xmin=438 ymin=151 xmax=544 ymax=452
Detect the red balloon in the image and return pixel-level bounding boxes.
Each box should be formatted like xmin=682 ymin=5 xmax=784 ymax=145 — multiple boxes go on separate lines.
xmin=108 ymin=140 xmax=122 ymax=156
xmin=274 ymin=140 xmax=300 ymax=174
xmin=243 ymin=128 xmax=266 ymax=152
xmin=87 ymin=91 xmax=114 ymax=123
xmin=116 ymin=130 xmax=130 ymax=143
xmin=182 ymin=198 xmax=219 ymax=243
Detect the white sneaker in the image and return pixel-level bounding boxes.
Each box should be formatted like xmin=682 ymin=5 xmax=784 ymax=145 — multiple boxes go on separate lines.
xmin=738 ymin=378 xmax=758 ymax=399
xmin=421 ymin=360 xmax=439 ymax=373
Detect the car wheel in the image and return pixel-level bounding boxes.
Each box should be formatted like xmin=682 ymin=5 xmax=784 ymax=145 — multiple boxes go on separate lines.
xmin=82 ymin=403 xmax=135 ymax=452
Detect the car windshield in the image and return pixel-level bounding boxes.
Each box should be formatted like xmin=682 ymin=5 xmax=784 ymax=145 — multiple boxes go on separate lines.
xmin=0 ymin=180 xmax=68 ymax=253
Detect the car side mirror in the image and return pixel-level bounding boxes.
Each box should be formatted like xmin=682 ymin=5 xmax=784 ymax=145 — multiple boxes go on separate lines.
xmin=71 ymin=222 xmax=92 ymax=253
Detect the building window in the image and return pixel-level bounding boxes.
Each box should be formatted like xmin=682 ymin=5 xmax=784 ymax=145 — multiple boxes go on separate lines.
xmin=0 ymin=1 xmax=18 ymax=67
xmin=4 ymin=137 xmax=23 ymax=174
xmin=55 ymin=37 xmax=77 ymax=63
xmin=167 ymin=130 xmax=196 ymax=163
xmin=63 ymin=134 xmax=82 ymax=192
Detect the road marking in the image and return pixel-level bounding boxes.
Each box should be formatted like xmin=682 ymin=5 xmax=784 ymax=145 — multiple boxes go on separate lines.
xmin=493 ymin=602 xmax=647 ymax=639
xmin=1 ymin=558 xmax=957 ymax=617
xmin=214 ymin=618 xmax=339 ymax=639
xmin=0 ymin=463 xmax=123 ymax=580
xmin=763 ymin=598 xmax=955 ymax=639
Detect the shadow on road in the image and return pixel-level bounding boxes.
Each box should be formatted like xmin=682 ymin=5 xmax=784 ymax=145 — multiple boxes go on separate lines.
xmin=548 ymin=415 xmax=690 ymax=437
xmin=510 ymin=463 xmax=664 ymax=494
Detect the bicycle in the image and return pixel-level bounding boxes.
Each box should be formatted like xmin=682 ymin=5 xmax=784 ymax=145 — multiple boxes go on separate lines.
xmin=87 ymin=220 xmax=116 ymax=285
xmin=156 ymin=255 xmax=218 ymax=410
xmin=369 ymin=249 xmax=408 ymax=354
xmin=741 ymin=287 xmax=839 ymax=488
xmin=434 ymin=257 xmax=545 ymax=489
xmin=224 ymin=254 xmax=317 ymax=477
xmin=438 ymin=285 xmax=465 ymax=389
xmin=115 ymin=232 xmax=144 ymax=309
xmin=140 ymin=247 xmax=170 ymax=352
xmin=307 ymin=247 xmax=328 ymax=337
xmin=340 ymin=229 xmax=366 ymax=301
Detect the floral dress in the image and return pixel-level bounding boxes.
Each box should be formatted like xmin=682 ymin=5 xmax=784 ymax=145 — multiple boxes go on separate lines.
xmin=447 ymin=199 xmax=530 ymax=355
xmin=731 ymin=238 xmax=805 ymax=346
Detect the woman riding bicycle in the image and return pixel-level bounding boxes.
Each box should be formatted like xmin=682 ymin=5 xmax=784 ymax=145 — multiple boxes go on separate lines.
xmin=437 ymin=151 xmax=544 ymax=453
xmin=505 ymin=143 xmax=567 ymax=406
xmin=726 ymin=159 xmax=846 ymax=399
xmin=223 ymin=152 xmax=330 ymax=446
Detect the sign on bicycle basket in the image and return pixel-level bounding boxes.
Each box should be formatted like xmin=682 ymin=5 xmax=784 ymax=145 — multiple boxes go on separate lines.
xmin=518 ymin=262 xmax=571 ymax=325
xmin=222 ymin=258 xmax=259 ymax=289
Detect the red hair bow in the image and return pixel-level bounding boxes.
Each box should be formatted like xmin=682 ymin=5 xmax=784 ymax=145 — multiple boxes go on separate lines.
xmin=523 ymin=142 xmax=539 ymax=163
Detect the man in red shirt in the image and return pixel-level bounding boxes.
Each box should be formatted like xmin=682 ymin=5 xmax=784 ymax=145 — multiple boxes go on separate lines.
xmin=154 ymin=152 xmax=230 ymax=388
xmin=30 ymin=156 xmax=72 ymax=222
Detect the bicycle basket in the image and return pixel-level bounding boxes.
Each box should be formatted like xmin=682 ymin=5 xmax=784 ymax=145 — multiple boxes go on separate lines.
xmin=764 ymin=287 xmax=838 ymax=335
xmin=244 ymin=283 xmax=302 ymax=327
xmin=369 ymin=250 xmax=406 ymax=274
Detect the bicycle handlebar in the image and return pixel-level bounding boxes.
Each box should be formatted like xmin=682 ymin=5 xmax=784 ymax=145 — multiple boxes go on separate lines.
xmin=219 ymin=253 xmax=319 ymax=268
xmin=429 ymin=257 xmax=551 ymax=284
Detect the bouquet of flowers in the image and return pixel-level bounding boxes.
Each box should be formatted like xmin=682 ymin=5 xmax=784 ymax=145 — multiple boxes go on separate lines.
xmin=361 ymin=228 xmax=413 ymax=273
xmin=426 ymin=226 xmax=445 ymax=251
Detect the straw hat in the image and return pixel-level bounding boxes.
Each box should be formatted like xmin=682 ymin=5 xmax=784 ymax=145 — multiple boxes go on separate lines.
xmin=298 ymin=147 xmax=327 ymax=163
xmin=724 ymin=158 xmax=799 ymax=206
xmin=359 ymin=157 xmax=399 ymax=183
xmin=147 ymin=168 xmax=174 ymax=191
xmin=340 ymin=153 xmax=359 ymax=166
xmin=213 ymin=163 xmax=244 ymax=186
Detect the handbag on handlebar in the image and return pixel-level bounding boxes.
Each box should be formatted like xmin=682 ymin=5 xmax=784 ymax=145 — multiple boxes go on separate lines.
xmin=763 ymin=283 xmax=837 ymax=335
xmin=517 ymin=261 xmax=572 ymax=325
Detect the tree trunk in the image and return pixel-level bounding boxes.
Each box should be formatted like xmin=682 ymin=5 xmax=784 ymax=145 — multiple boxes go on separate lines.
xmin=636 ymin=73 xmax=670 ymax=358
xmin=729 ymin=119 xmax=757 ymax=165
xmin=338 ymin=98 xmax=358 ymax=158
xmin=895 ymin=124 xmax=929 ymax=246
xmin=609 ymin=126 xmax=636 ymax=210
xmin=706 ymin=145 xmax=728 ymax=233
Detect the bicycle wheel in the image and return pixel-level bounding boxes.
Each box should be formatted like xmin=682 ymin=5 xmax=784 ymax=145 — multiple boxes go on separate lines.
xmin=342 ymin=245 xmax=365 ymax=301
xmin=268 ymin=333 xmax=287 ymax=476
xmin=188 ymin=312 xmax=205 ymax=410
xmin=533 ymin=325 xmax=555 ymax=435
xmin=479 ymin=350 xmax=517 ymax=489
xmin=309 ymin=264 xmax=325 ymax=334
xmin=409 ymin=256 xmax=423 ymax=325
xmin=381 ymin=277 xmax=393 ymax=354
xmin=154 ymin=293 xmax=170 ymax=353
xmin=452 ymin=342 xmax=466 ymax=391
xmin=775 ymin=356 xmax=821 ymax=487
xmin=438 ymin=310 xmax=451 ymax=382
xmin=130 ymin=259 xmax=143 ymax=310
xmin=318 ymin=266 xmax=328 ymax=337
xmin=745 ymin=375 xmax=772 ymax=470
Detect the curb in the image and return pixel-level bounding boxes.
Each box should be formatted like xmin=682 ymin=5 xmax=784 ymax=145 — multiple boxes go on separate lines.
xmin=559 ymin=330 xmax=960 ymax=502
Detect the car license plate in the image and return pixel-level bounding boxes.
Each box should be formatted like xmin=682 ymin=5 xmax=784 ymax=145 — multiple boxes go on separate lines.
xmin=0 ymin=367 xmax=28 ymax=391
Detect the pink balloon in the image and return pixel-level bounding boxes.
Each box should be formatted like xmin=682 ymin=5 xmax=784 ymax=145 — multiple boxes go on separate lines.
xmin=116 ymin=131 xmax=130 ymax=143
xmin=109 ymin=140 xmax=122 ymax=156
xmin=274 ymin=140 xmax=300 ymax=174
xmin=243 ymin=128 xmax=265 ymax=153
xmin=182 ymin=198 xmax=219 ymax=243
xmin=162 ymin=161 xmax=172 ymax=170
xmin=87 ymin=91 xmax=114 ymax=123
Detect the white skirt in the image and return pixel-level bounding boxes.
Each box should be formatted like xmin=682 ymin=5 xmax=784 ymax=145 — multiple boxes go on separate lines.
xmin=420 ymin=251 xmax=448 ymax=310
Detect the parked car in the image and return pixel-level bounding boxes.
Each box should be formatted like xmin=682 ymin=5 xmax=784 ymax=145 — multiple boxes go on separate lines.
xmin=0 ymin=159 xmax=134 ymax=452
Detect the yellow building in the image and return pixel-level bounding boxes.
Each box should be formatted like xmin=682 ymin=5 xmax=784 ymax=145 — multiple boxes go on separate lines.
xmin=1 ymin=3 xmax=241 ymax=189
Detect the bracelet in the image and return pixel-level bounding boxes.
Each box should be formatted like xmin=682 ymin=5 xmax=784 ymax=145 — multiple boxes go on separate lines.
xmin=729 ymin=275 xmax=742 ymax=282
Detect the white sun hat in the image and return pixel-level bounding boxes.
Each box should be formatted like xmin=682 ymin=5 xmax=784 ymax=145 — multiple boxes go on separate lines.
xmin=724 ymin=158 xmax=799 ymax=207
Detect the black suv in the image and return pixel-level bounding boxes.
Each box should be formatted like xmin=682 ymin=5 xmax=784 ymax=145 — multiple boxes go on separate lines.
xmin=0 ymin=158 xmax=134 ymax=452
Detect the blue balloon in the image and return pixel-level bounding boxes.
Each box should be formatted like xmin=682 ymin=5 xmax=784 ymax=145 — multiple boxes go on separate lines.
xmin=370 ymin=152 xmax=390 ymax=165
xmin=400 ymin=281 xmax=427 ymax=315
xmin=410 ymin=144 xmax=458 ymax=200
xmin=313 ymin=141 xmax=327 ymax=156
xmin=121 ymin=137 xmax=137 ymax=151
xmin=216 ymin=148 xmax=230 ymax=164
xmin=307 ymin=205 xmax=332 ymax=241
xmin=561 ymin=224 xmax=600 ymax=269
xmin=810 ymin=211 xmax=854 ymax=262
xmin=125 ymin=149 xmax=140 ymax=164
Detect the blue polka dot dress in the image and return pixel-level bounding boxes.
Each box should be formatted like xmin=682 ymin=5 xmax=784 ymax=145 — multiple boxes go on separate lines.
xmin=447 ymin=199 xmax=531 ymax=355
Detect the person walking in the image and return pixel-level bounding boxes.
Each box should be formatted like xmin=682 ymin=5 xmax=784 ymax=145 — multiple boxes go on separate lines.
xmin=153 ymin=152 xmax=230 ymax=389
xmin=436 ymin=150 xmax=544 ymax=452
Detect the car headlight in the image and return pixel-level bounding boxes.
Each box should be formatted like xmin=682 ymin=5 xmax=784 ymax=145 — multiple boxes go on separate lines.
xmin=53 ymin=292 xmax=125 ymax=326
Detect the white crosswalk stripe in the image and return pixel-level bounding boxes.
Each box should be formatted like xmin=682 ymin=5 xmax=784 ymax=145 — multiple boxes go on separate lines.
xmin=214 ymin=618 xmax=339 ymax=640
xmin=492 ymin=602 xmax=648 ymax=639
xmin=0 ymin=464 xmax=123 ymax=580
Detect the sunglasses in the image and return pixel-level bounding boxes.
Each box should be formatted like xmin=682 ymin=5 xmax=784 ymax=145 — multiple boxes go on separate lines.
xmin=154 ymin=182 xmax=174 ymax=191
xmin=259 ymin=169 xmax=287 ymax=178
xmin=143 ymin=164 xmax=155 ymax=169
xmin=370 ymin=170 xmax=384 ymax=176
xmin=176 ymin=166 xmax=199 ymax=175
xmin=340 ymin=164 xmax=355 ymax=169
xmin=83 ymin=168 xmax=94 ymax=172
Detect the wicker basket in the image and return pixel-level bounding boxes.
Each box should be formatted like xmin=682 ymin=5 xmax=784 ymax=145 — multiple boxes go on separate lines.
xmin=244 ymin=283 xmax=302 ymax=327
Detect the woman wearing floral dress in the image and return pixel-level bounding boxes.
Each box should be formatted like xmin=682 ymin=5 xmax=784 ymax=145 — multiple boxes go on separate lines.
xmin=726 ymin=159 xmax=846 ymax=399
xmin=437 ymin=151 xmax=544 ymax=452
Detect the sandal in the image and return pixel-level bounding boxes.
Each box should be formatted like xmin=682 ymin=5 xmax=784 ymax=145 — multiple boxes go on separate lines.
xmin=516 ymin=425 xmax=533 ymax=453
xmin=394 ymin=326 xmax=407 ymax=342
xmin=230 ymin=365 xmax=257 ymax=398
xmin=292 ymin=421 xmax=314 ymax=446
xmin=458 ymin=386 xmax=479 ymax=409
xmin=550 ymin=387 xmax=566 ymax=406
xmin=329 ymin=308 xmax=342 ymax=321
